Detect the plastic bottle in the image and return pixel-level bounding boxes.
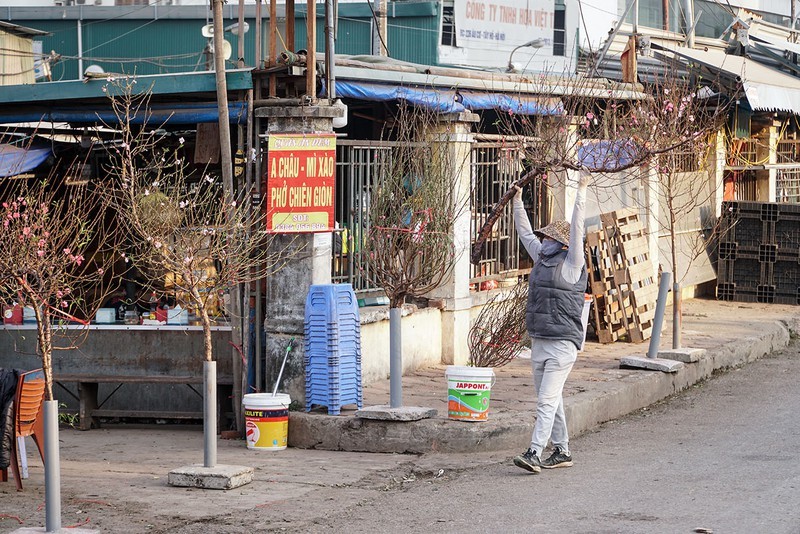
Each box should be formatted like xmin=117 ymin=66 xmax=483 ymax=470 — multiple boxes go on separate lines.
xmin=149 ymin=292 xmax=158 ymax=320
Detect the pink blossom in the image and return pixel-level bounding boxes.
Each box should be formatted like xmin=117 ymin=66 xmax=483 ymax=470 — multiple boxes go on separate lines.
xmin=22 ymin=227 xmax=31 ymax=236
xmin=586 ymin=112 xmax=594 ymax=120
xmin=12 ymin=212 xmax=19 ymax=219
xmin=37 ymin=250 xmax=45 ymax=257
xmin=2 ymin=203 xmax=7 ymax=208
xmin=38 ymin=239 xmax=45 ymax=248
xmin=61 ymin=301 xmax=68 ymax=308
xmin=98 ymin=268 xmax=104 ymax=275
xmin=63 ymin=248 xmax=71 ymax=255
xmin=57 ymin=291 xmax=64 ymax=298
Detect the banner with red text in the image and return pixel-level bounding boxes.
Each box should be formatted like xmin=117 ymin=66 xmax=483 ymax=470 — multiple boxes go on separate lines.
xmin=266 ymin=133 xmax=336 ymax=233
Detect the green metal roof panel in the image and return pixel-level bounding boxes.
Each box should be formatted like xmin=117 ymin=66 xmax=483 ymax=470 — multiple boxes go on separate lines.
xmin=297 ymin=2 xmax=438 ymax=18
xmin=13 ymin=18 xmax=260 ymax=80
xmin=0 ymin=69 xmax=252 ymax=104
xmin=295 ymin=11 xmax=438 ymax=65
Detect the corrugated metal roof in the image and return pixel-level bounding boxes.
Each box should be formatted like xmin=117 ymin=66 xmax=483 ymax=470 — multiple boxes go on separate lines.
xmin=0 ymin=68 xmax=252 ymax=105
xmin=660 ymin=47 xmax=800 ymax=115
xmin=0 ymin=20 xmax=49 ymax=37
xmin=334 ymin=58 xmax=648 ymax=100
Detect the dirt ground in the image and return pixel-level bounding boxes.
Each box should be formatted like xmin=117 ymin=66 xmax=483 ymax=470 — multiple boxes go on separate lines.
xmin=0 ymin=425 xmax=499 ymax=533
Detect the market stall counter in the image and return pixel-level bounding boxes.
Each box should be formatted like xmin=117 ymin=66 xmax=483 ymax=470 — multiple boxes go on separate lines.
xmin=0 ymin=323 xmax=234 ymax=430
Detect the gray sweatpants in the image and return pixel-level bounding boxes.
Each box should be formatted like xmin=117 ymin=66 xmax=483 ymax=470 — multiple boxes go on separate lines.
xmin=529 ymin=337 xmax=577 ymax=456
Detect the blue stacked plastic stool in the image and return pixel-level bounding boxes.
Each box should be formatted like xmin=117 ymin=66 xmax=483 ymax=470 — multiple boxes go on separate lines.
xmin=304 ymin=283 xmax=363 ymax=415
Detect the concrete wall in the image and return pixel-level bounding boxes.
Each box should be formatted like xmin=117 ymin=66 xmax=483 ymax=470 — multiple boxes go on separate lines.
xmin=359 ymin=306 xmax=443 ymax=385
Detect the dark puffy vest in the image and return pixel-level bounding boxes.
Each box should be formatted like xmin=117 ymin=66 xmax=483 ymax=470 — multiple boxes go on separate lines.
xmin=526 ymin=249 xmax=588 ymax=350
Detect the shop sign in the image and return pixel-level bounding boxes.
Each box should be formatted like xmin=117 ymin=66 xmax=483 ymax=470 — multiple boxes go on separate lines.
xmin=265 ymin=133 xmax=336 ymax=233
xmin=454 ymin=0 xmax=554 ymax=52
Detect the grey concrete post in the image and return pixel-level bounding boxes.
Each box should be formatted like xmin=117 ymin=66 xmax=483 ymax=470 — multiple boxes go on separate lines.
xmin=426 ymin=112 xmax=478 ymax=366
xmin=43 ymin=400 xmax=61 ymax=532
xmin=255 ymin=105 xmax=344 ymax=405
xmin=389 ymin=307 xmax=402 ymax=408
xmin=755 ymin=120 xmax=779 ymax=202
xmin=647 ymin=271 xmax=672 ymax=359
xmin=673 ymin=281 xmax=682 ymax=350
xmin=204 ymin=361 xmax=217 ymax=468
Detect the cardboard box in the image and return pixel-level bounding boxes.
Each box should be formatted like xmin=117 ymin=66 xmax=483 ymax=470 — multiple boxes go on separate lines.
xmin=95 ymin=308 xmax=116 ymax=324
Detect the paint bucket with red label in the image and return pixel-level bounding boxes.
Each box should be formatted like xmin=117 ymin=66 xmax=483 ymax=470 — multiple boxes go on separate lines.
xmin=445 ymin=366 xmax=495 ymax=422
xmin=242 ymin=393 xmax=291 ymax=450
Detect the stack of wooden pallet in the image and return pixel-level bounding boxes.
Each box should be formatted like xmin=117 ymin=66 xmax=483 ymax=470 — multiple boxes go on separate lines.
xmin=585 ymin=208 xmax=658 ymax=343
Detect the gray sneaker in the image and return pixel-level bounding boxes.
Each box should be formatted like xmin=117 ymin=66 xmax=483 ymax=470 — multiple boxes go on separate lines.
xmin=513 ymin=448 xmax=542 ymax=473
xmin=542 ymin=447 xmax=573 ymax=468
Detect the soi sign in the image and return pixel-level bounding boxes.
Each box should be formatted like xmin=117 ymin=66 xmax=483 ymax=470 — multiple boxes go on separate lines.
xmin=266 ymin=133 xmax=336 ymax=233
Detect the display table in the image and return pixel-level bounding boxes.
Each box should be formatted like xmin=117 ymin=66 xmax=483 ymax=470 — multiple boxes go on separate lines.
xmin=0 ymin=324 xmax=235 ymax=430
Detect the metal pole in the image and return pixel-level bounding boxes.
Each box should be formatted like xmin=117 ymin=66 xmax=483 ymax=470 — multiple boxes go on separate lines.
xmin=204 ymin=361 xmax=217 ymax=468
xmin=682 ymin=0 xmax=695 ymax=48
xmin=255 ymin=0 xmax=262 ymax=68
xmin=237 ymin=0 xmax=246 ymax=67
xmin=646 ymin=271 xmax=671 ymax=359
xmin=325 ymin=0 xmax=336 ymax=99
xmin=673 ymin=281 xmax=682 ymax=349
xmin=632 ymin=0 xmax=639 ymax=34
xmin=43 ymin=400 xmax=61 ymax=532
xmin=594 ymin=0 xmax=636 ymax=76
xmin=76 ymin=19 xmax=83 ymax=80
xmin=389 ymin=306 xmax=402 ymax=408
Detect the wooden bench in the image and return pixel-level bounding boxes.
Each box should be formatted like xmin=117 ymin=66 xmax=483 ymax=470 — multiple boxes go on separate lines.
xmin=55 ymin=374 xmax=234 ymax=431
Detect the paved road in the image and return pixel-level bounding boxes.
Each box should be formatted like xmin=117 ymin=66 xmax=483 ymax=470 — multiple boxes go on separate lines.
xmin=278 ymin=341 xmax=800 ymax=533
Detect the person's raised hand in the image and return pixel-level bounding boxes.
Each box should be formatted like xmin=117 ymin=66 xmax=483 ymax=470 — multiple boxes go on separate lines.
xmin=513 ymin=184 xmax=523 ymax=201
xmin=579 ymin=173 xmax=592 ymax=189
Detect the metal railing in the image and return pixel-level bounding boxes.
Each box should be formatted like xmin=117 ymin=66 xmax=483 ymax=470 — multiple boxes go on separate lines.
xmin=470 ymin=137 xmax=543 ymax=287
xmin=332 ymin=137 xmax=542 ymax=294
xmin=332 ymin=140 xmax=391 ymax=292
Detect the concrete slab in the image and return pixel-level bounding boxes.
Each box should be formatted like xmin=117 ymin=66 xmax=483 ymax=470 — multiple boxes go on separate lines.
xmin=167 ymin=464 xmax=253 ymax=490
xmin=619 ymin=356 xmax=685 ymax=373
xmin=12 ymin=529 xmax=98 ymax=533
xmin=355 ymin=405 xmax=437 ymax=421
xmin=658 ymin=347 xmax=707 ymax=363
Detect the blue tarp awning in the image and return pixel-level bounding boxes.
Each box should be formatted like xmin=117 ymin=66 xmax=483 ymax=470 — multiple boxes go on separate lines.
xmin=0 ymin=143 xmax=51 ymax=177
xmin=328 ymin=80 xmax=564 ymax=115
xmin=458 ymin=90 xmax=563 ymax=115
xmin=0 ymin=102 xmax=248 ymax=126
xmin=577 ymin=140 xmax=640 ymax=172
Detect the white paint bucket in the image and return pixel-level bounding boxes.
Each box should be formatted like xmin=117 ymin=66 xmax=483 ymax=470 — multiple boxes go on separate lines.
xmin=242 ymin=393 xmax=291 ymax=450
xmin=445 ymin=365 xmax=495 ymax=422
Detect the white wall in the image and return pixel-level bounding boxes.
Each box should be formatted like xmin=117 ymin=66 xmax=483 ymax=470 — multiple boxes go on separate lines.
xmin=359 ymin=307 xmax=443 ymax=386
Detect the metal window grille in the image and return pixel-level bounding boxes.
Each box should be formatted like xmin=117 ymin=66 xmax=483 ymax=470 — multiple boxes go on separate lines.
xmin=734 ymin=170 xmax=758 ymax=200
xmin=441 ymin=3 xmax=456 ymax=47
xmin=553 ymin=4 xmax=566 ymax=57
xmin=778 ymin=169 xmax=800 ymax=203
xmin=658 ymin=149 xmax=700 ymax=173
xmin=776 ymin=140 xmax=800 ymax=164
xmin=332 ymin=140 xmax=431 ymax=293
xmin=470 ymin=138 xmax=544 ymax=286
xmin=776 ymin=140 xmax=800 ymax=203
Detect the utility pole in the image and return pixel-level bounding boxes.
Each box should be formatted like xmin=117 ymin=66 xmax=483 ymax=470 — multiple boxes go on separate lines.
xmin=211 ymin=0 xmax=243 ymax=441
xmin=372 ymin=0 xmax=387 ymax=56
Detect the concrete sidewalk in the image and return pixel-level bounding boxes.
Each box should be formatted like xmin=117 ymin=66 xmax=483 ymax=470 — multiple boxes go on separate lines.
xmin=289 ymin=298 xmax=800 ymax=453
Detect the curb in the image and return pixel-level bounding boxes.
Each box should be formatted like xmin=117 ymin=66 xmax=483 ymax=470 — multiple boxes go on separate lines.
xmin=288 ymin=317 xmax=799 ymax=454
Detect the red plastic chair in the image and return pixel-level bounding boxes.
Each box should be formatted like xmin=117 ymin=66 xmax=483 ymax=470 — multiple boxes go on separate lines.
xmin=1 ymin=369 xmax=46 ymax=491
